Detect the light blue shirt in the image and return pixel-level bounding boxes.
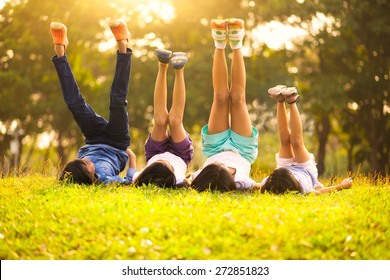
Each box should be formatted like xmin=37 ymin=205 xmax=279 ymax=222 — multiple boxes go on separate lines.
xmin=260 ymin=165 xmax=322 ymax=193
xmin=77 ymin=144 xmax=135 ymax=184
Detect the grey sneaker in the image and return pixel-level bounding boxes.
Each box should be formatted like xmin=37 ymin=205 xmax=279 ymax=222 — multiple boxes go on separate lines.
xmin=281 ymin=87 xmax=299 ymax=104
xmin=155 ymin=49 xmax=172 ymax=64
xmin=268 ymin=85 xmax=287 ymax=102
xmin=171 ymin=52 xmax=188 ymax=69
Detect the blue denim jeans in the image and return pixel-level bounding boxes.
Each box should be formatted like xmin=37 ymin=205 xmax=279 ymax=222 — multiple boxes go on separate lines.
xmin=52 ymin=49 xmax=132 ymax=150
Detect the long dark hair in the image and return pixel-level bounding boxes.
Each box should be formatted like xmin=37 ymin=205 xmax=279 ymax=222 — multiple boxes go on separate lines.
xmin=191 ymin=163 xmax=236 ymax=192
xmin=134 ymin=161 xmax=176 ymax=188
xmin=59 ymin=159 xmax=96 ymax=185
xmin=261 ymin=167 xmax=303 ymax=194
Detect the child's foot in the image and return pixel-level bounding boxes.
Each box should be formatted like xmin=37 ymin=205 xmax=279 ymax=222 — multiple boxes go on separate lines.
xmin=50 ymin=22 xmax=69 ymax=49
xmin=108 ymin=19 xmax=130 ymax=41
xmin=211 ymin=19 xmax=227 ymax=49
xmin=227 ymin=18 xmax=245 ymax=49
xmin=171 ymin=52 xmax=188 ymax=69
xmin=155 ymin=49 xmax=172 ymax=65
xmin=281 ymin=87 xmax=299 ymax=104
xmin=268 ymin=85 xmax=287 ymax=102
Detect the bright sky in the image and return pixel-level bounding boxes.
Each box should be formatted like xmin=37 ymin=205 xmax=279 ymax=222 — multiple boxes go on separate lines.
xmin=0 ymin=0 xmax=9 ymax=10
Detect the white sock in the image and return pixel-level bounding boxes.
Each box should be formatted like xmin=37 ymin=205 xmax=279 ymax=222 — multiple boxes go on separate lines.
xmin=212 ymin=29 xmax=227 ymax=49
xmin=228 ymin=28 xmax=245 ymax=49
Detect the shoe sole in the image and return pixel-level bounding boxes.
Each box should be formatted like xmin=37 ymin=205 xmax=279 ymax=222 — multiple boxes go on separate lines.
xmin=155 ymin=49 xmax=172 ymax=64
xmin=50 ymin=22 xmax=68 ymax=46
xmin=108 ymin=19 xmax=129 ymax=41
xmin=281 ymin=87 xmax=298 ymax=96
xmin=171 ymin=52 xmax=188 ymax=69
xmin=227 ymin=18 xmax=244 ymax=29
xmin=211 ymin=19 xmax=227 ymax=30
xmin=268 ymin=85 xmax=287 ymax=96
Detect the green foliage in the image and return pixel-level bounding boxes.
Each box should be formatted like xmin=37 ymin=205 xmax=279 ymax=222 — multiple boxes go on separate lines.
xmin=0 ymin=0 xmax=389 ymax=175
xmin=0 ymin=173 xmax=389 ymax=260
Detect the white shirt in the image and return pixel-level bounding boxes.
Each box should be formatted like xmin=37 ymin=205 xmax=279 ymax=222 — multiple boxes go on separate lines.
xmin=191 ymin=150 xmax=256 ymax=191
xmin=133 ymin=152 xmax=187 ymax=184
xmin=260 ymin=165 xmax=323 ymax=193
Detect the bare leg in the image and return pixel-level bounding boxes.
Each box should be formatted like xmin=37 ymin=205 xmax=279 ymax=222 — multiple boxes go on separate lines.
xmin=288 ymin=102 xmax=311 ymax=162
xmin=150 ymin=63 xmax=169 ymax=141
xmin=208 ymin=48 xmax=230 ymax=134
xmin=169 ymin=67 xmax=187 ymax=142
xmin=229 ymin=48 xmax=252 ymax=137
xmin=54 ymin=45 xmax=65 ymax=57
xmin=117 ymin=39 xmax=128 ymax=54
xmin=276 ymin=102 xmax=294 ymax=158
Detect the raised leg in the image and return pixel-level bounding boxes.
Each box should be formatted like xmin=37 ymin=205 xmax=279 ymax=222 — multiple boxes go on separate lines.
xmin=276 ymin=102 xmax=294 ymax=158
xmin=288 ymin=102 xmax=311 ymax=163
xmin=208 ymin=48 xmax=230 ymax=134
xmin=229 ymin=47 xmax=252 ymax=137
xmin=168 ymin=67 xmax=187 ymax=143
xmin=150 ymin=63 xmax=169 ymax=141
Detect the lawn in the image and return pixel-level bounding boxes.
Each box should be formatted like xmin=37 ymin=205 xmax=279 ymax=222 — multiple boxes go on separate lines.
xmin=0 ymin=173 xmax=389 ymax=260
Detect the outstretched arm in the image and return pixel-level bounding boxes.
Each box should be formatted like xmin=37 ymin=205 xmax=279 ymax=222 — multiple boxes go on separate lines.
xmin=315 ymin=178 xmax=353 ymax=194
xmin=126 ymin=148 xmax=136 ymax=169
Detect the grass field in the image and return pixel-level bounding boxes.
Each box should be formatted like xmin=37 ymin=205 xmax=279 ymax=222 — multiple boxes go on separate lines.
xmin=0 ymin=173 xmax=389 ymax=260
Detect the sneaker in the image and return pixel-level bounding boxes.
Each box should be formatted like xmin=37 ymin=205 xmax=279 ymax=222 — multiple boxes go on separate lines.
xmin=281 ymin=87 xmax=299 ymax=104
xmin=50 ymin=22 xmax=69 ymax=48
xmin=267 ymin=85 xmax=287 ymax=102
xmin=155 ymin=49 xmax=172 ymax=65
xmin=286 ymin=95 xmax=300 ymax=104
xmin=227 ymin=18 xmax=245 ymax=49
xmin=170 ymin=52 xmax=188 ymax=69
xmin=108 ymin=19 xmax=130 ymax=41
xmin=281 ymin=87 xmax=298 ymax=96
xmin=211 ymin=19 xmax=227 ymax=49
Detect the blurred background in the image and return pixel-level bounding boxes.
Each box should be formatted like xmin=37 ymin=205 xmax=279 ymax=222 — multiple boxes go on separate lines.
xmin=0 ymin=0 xmax=389 ymax=177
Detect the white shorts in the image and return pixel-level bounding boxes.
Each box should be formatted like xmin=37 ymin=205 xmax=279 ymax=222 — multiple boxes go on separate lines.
xmin=275 ymin=153 xmax=319 ymax=179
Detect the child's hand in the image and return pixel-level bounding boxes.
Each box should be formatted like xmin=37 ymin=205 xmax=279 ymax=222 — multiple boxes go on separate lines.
xmin=341 ymin=177 xmax=353 ymax=189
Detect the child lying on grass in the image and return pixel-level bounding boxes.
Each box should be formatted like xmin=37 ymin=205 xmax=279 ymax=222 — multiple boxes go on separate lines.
xmin=256 ymin=85 xmax=353 ymax=195
xmin=51 ymin=19 xmax=136 ymax=184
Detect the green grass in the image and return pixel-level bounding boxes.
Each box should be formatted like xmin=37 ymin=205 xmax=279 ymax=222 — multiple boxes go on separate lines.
xmin=0 ymin=173 xmax=389 ymax=260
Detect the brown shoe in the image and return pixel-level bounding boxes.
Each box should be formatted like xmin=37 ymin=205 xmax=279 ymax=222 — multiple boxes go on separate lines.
xmin=50 ymin=22 xmax=69 ymax=48
xmin=108 ymin=19 xmax=130 ymax=41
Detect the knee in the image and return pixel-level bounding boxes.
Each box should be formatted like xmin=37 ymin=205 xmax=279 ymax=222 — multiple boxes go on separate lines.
xmin=279 ymin=135 xmax=291 ymax=146
xmin=213 ymin=91 xmax=229 ymax=106
xmin=290 ymin=135 xmax=305 ymax=149
xmin=168 ymin=114 xmax=183 ymax=129
xmin=229 ymin=90 xmax=246 ymax=106
xmin=154 ymin=112 xmax=169 ymax=127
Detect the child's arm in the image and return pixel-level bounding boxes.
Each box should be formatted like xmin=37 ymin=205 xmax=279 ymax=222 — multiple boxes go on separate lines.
xmin=315 ymin=177 xmax=353 ymax=194
xmin=252 ymin=183 xmax=263 ymax=191
xmin=126 ymin=148 xmax=136 ymax=169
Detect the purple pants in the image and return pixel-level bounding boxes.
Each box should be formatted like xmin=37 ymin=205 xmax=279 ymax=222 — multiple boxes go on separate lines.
xmin=145 ymin=134 xmax=194 ymax=166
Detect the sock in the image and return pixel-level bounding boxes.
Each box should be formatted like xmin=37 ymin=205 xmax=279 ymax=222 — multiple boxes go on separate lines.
xmin=227 ymin=19 xmax=245 ymax=49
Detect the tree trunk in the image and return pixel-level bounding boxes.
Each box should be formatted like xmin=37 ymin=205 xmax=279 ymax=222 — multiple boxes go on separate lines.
xmin=316 ymin=114 xmax=331 ymax=176
xmin=56 ymin=130 xmax=67 ymax=167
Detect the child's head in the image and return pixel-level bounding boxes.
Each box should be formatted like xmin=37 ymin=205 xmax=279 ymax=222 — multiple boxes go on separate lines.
xmin=191 ymin=163 xmax=236 ymax=192
xmin=261 ymin=167 xmax=303 ymax=194
xmin=134 ymin=161 xmax=176 ymax=188
xmin=59 ymin=158 xmax=96 ymax=185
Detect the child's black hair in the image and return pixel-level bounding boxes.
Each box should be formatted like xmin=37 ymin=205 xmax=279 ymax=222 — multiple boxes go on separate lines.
xmin=59 ymin=159 xmax=96 ymax=185
xmin=134 ymin=161 xmax=176 ymax=188
xmin=261 ymin=167 xmax=303 ymax=194
xmin=191 ymin=163 xmax=236 ymax=192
